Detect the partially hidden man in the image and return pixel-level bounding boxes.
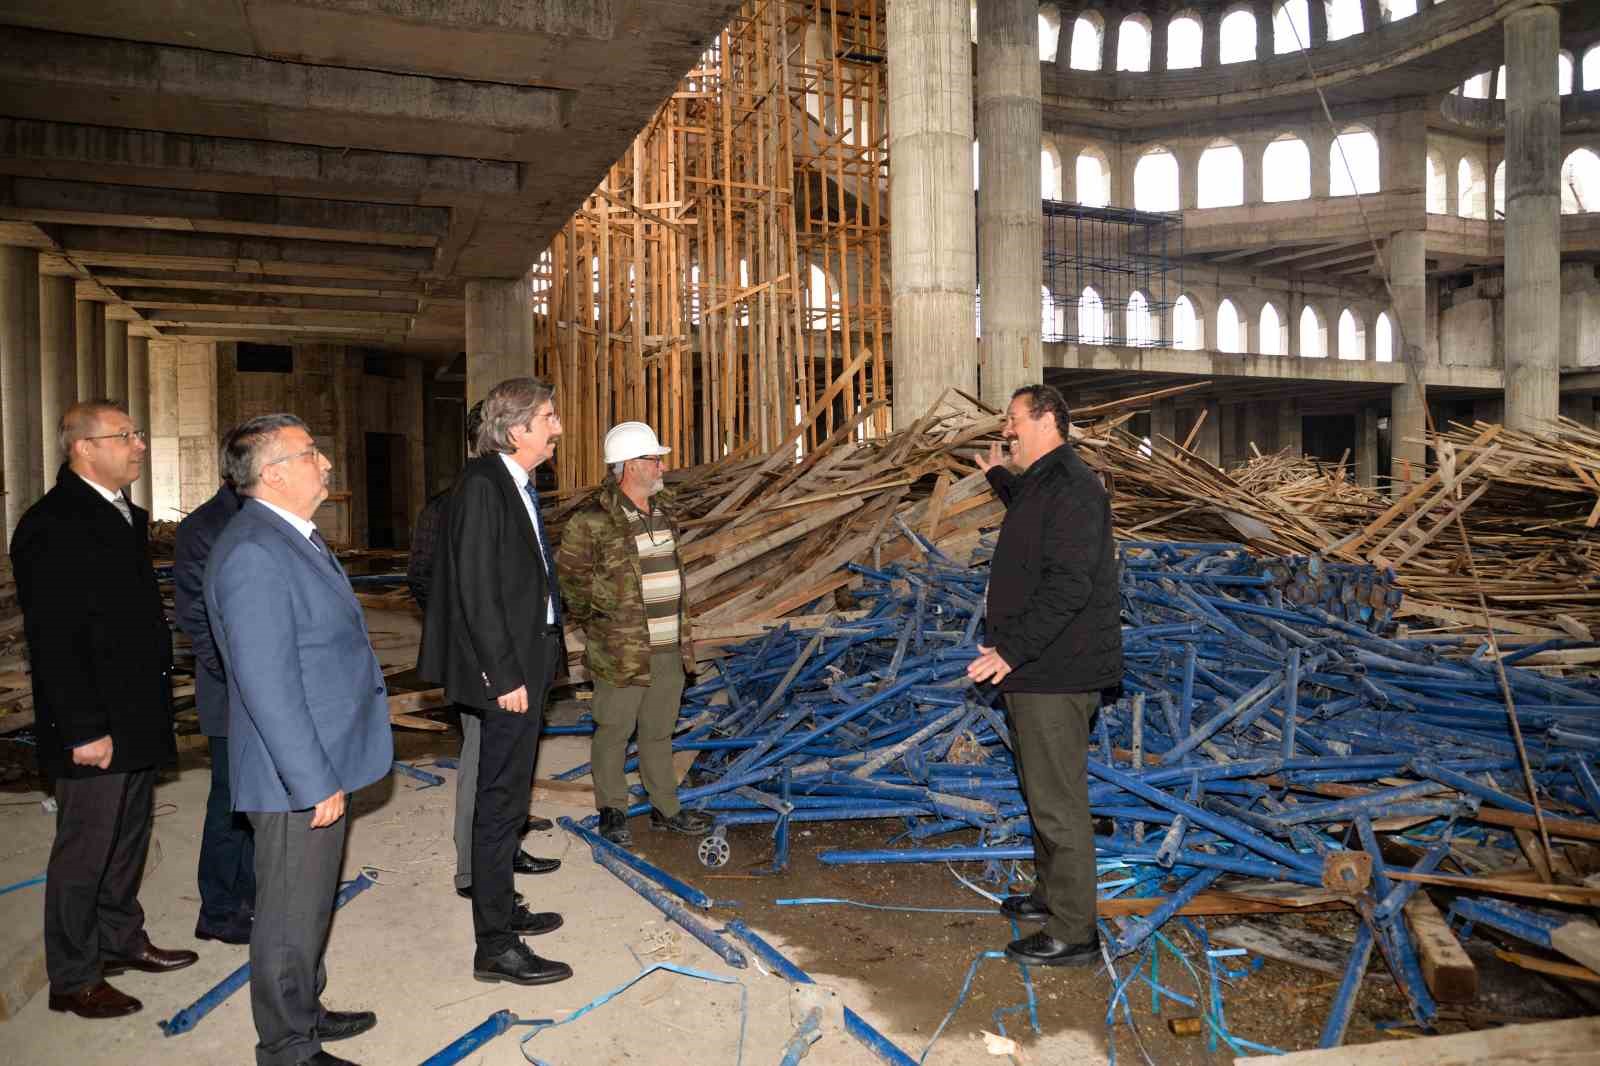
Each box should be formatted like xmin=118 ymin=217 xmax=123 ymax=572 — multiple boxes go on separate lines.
xmin=968 ymin=384 xmax=1123 ymax=968
xmin=556 ymin=422 xmax=710 ymax=846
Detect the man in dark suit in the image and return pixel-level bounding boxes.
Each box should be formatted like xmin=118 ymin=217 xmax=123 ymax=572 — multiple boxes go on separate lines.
xmin=206 ymin=414 xmax=393 ymax=1066
xmin=173 ymin=448 xmax=253 ymax=945
xmin=419 ymin=377 xmax=572 ymax=987
xmin=12 ymin=400 xmax=198 ymax=1020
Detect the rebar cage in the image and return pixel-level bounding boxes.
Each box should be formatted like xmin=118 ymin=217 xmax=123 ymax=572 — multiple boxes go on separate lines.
xmin=1040 ymin=201 xmax=1183 ymax=348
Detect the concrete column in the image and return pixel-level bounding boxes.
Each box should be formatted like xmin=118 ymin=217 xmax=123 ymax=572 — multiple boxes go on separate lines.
xmin=1102 ymin=14 xmax=1122 ymax=72
xmin=1054 ymin=12 xmax=1076 ymax=76
xmin=176 ymin=341 xmax=220 ymax=514
xmin=1195 ymin=398 xmax=1221 ymax=465
xmin=889 ymin=0 xmax=977 ymax=425
xmin=465 ymin=277 xmax=533 ymax=407
xmin=1503 ymin=5 xmax=1561 ymax=433
xmin=1201 ymin=11 xmax=1221 ymax=68
xmin=977 ymin=0 xmax=1043 ymax=408
xmin=148 ymin=340 xmax=179 ymax=521
xmin=1286 ymin=292 xmax=1303 ymax=357
xmin=1355 ymin=406 xmax=1379 ymax=488
xmin=1308 ymin=0 xmax=1329 ymax=47
xmin=0 ymin=247 xmax=41 ymax=544
xmin=104 ymin=314 xmax=129 ymax=403
xmin=1149 ymin=16 xmax=1168 ymax=72
xmin=127 ymin=336 xmax=152 ymax=512
xmin=1177 ymin=145 xmax=1201 ymax=210
xmin=1240 ymin=135 xmax=1267 ymax=205
xmin=1277 ymin=398 xmax=1303 ymax=458
xmin=39 ymin=273 xmax=76 ymax=479
xmin=75 ymin=299 xmax=104 ymax=399
xmin=1149 ymin=397 xmax=1177 ymax=453
xmin=1308 ymin=129 xmax=1333 ymax=198
xmin=1360 ymin=0 xmax=1381 ymax=37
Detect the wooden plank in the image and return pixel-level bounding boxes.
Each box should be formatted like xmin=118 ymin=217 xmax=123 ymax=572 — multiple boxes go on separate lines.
xmin=1214 ymin=921 xmax=1390 ymax=980
xmin=1235 ymin=1016 xmax=1600 ymax=1065
xmin=1383 ymin=870 xmax=1600 ymax=905
xmin=388 ymin=688 xmax=448 ymax=717
xmin=1402 ymin=892 xmax=1478 ymax=1003
xmin=1095 ymin=892 xmax=1350 ymax=919
xmin=1494 ymin=949 xmax=1600 ymax=985
xmin=1550 ymin=920 xmax=1600 ymax=975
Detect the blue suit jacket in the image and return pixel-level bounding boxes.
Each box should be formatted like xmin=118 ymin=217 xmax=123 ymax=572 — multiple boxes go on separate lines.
xmin=203 ymin=500 xmax=393 ymax=813
xmin=173 ymin=484 xmax=244 ymax=737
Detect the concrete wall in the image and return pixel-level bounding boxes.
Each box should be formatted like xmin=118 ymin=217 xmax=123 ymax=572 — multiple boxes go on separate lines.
xmin=1437 ymin=264 xmax=1600 ymax=369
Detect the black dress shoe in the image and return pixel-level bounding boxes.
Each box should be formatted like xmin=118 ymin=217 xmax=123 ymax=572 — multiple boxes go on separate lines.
xmin=513 ymin=850 xmax=560 ymax=875
xmin=998 ymin=894 xmax=1051 ymax=922
xmin=195 ymin=915 xmax=252 ymax=945
xmin=598 ymin=807 xmax=632 ymax=846
xmin=473 ymin=941 xmax=573 ymax=986
xmin=48 ymin=980 xmax=142 ymax=1018
xmin=650 ymin=808 xmax=712 ymax=834
xmin=508 ymin=906 xmax=563 ymax=936
xmin=456 ymin=887 xmax=524 ymax=905
xmin=301 ymin=1052 xmax=359 ymax=1066
xmin=1005 ymin=929 xmax=1102 ymax=968
xmin=522 ymin=815 xmax=554 ymax=834
xmin=318 ymin=1008 xmax=377 ymax=1042
xmin=101 ymin=935 xmax=200 ymax=975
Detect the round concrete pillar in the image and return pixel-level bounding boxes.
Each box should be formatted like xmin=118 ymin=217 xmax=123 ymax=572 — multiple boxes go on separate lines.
xmin=0 ymin=246 xmax=41 ymax=544
xmin=127 ymin=335 xmax=152 ymax=511
xmin=888 ymin=0 xmax=977 ymax=425
xmin=39 ymin=273 xmax=76 ymax=479
xmin=1502 ymin=4 xmax=1561 ymax=433
xmin=976 ymin=0 xmax=1042 ymax=408
xmin=465 ymin=277 xmax=533 ymax=408
xmin=104 ymin=314 xmax=129 ymax=402
xmin=76 ymin=299 xmax=105 ymax=400
xmin=1387 ymin=231 xmax=1428 ymax=489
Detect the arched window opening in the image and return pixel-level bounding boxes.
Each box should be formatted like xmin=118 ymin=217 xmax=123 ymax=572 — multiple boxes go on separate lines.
xmin=1134 ymin=148 xmax=1180 ymax=211
xmin=1299 ymin=305 xmax=1328 ymax=358
xmin=808 ymin=263 xmax=839 ymax=331
xmin=1219 ymin=8 xmax=1257 ymax=64
xmin=1462 ymin=71 xmax=1490 ymax=99
xmin=1167 ymin=13 xmax=1203 ymax=70
xmin=1493 ymin=159 xmax=1505 ymax=219
xmin=1042 ymin=143 xmax=1063 ymax=200
xmin=1038 ymin=4 xmax=1062 ymax=63
xmin=1457 ymin=157 xmax=1486 ymax=220
xmin=1326 ymin=0 xmax=1363 ymax=42
xmin=1198 ymin=140 xmax=1245 ymax=208
xmin=1496 ymin=65 xmax=1506 ymax=100
xmin=1217 ymin=298 xmax=1244 ymax=353
xmin=1374 ymin=312 xmax=1394 ymax=362
xmin=1337 ymin=309 xmax=1366 ymax=360
xmin=1070 ymin=13 xmax=1105 ymax=70
xmin=1379 ymin=0 xmax=1418 ymax=22
xmin=1585 ymin=46 xmax=1600 ymax=96
xmin=1263 ymin=135 xmax=1310 ymax=202
xmin=972 ymin=139 xmax=980 ymax=191
xmin=1259 ymin=303 xmax=1286 ymax=355
xmin=1330 ymin=128 xmax=1380 ymax=196
xmin=1117 ymin=15 xmax=1152 ymax=72
xmin=1425 ymin=152 xmax=1447 ymax=214
xmin=1042 ymin=286 xmax=1066 ymax=341
xmin=1563 ymin=148 xmax=1600 ymax=214
xmin=1273 ymin=0 xmax=1309 ymax=54
xmin=1126 ymin=290 xmax=1155 ymax=345
xmin=1079 ymin=286 xmax=1106 ymax=344
xmin=1559 ymin=52 xmax=1574 ymax=96
xmin=1173 ymin=295 xmax=1203 ymax=350
xmin=1076 ymin=147 xmax=1112 ymax=207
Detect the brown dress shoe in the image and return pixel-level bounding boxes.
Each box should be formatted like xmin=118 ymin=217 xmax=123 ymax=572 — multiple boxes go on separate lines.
xmin=49 ymin=980 xmax=143 ymax=1019
xmin=102 ymin=934 xmax=200 ymax=976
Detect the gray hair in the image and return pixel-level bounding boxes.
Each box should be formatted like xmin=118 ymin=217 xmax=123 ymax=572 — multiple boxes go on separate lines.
xmin=59 ymin=400 xmax=127 ymax=460
xmin=610 ymin=462 xmax=626 ymax=480
xmin=476 ymin=377 xmax=554 ymax=456
xmin=224 ymin=413 xmax=310 ymax=492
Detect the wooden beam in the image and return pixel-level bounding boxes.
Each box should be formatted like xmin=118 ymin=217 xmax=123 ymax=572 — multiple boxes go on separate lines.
xmin=1235 ymin=1017 xmax=1600 ymax=1065
xmin=1402 ymin=893 xmax=1478 ymax=1003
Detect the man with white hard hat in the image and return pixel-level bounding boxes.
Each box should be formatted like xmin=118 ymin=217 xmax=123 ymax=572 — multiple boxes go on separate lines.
xmin=556 ymin=422 xmax=710 ymax=845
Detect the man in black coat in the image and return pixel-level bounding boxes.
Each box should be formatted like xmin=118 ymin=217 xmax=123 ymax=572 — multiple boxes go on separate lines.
xmin=173 ymin=452 xmax=253 ymax=945
xmin=969 ymin=384 xmax=1123 ymax=968
xmin=418 ymin=377 xmax=572 ymax=987
xmin=12 ymin=401 xmax=198 ymax=1019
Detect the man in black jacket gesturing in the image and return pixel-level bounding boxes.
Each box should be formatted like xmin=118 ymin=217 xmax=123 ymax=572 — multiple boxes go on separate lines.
xmin=968 ymin=384 xmax=1123 ymax=968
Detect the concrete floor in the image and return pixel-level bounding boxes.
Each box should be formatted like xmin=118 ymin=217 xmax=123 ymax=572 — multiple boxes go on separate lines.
xmin=0 ymin=730 xmax=1111 ymax=1065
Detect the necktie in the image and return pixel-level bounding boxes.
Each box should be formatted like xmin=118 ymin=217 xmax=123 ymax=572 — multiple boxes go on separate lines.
xmin=522 ymin=481 xmax=563 ymax=626
xmin=309 ymin=529 xmax=344 ymax=577
xmin=111 ymin=494 xmax=132 ymax=526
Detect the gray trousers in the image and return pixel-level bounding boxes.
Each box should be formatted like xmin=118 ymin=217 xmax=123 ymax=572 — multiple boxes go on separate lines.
xmin=591 ymin=650 xmax=686 ymax=815
xmin=452 ymin=710 xmax=481 ymax=890
xmin=1006 ymin=690 xmax=1099 ymax=944
xmin=248 ymin=809 xmax=346 ymax=1066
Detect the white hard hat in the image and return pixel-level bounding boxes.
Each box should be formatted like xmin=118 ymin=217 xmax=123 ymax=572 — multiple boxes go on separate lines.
xmin=604 ymin=421 xmax=671 ymax=465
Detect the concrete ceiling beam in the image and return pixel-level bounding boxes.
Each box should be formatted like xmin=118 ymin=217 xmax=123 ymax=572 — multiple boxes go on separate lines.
xmin=47 ymin=224 xmax=436 ymax=274
xmin=84 ymin=272 xmax=426 ymax=299
xmin=0 ymin=29 xmax=573 ymax=161
xmin=152 ymin=326 xmax=411 ymax=344
xmin=1290 ymin=245 xmax=1382 ymax=272
xmin=115 ymin=290 xmax=420 ymax=315
xmin=0 ymin=178 xmax=450 ymax=247
xmin=140 ymin=309 xmax=414 ymax=331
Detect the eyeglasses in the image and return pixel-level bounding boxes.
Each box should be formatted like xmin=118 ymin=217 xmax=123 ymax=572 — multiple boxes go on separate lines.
xmin=264 ymin=445 xmax=324 ymax=467
xmin=526 ymin=411 xmax=562 ymax=428
xmin=84 ymin=429 xmax=149 ymax=446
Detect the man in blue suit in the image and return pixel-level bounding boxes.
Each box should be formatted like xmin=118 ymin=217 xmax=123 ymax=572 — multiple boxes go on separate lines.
xmin=173 ymin=441 xmax=253 ymax=945
xmin=205 ymin=413 xmax=393 ymax=1066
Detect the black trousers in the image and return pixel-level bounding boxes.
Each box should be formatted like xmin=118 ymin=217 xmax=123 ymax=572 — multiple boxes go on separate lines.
xmin=197 ymin=735 xmax=256 ymax=926
xmin=247 ymin=809 xmax=347 ymax=1066
xmin=1006 ymin=691 xmax=1100 ymax=944
xmin=44 ymin=768 xmax=155 ymax=993
xmin=471 ymin=636 xmax=557 ymax=954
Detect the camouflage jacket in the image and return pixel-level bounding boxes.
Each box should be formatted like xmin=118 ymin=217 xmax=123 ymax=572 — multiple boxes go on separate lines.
xmin=555 ymin=476 xmax=693 ymax=687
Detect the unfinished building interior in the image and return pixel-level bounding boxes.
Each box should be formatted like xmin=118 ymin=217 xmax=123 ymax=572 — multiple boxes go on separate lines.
xmin=3 ymin=0 xmax=1600 ymax=1063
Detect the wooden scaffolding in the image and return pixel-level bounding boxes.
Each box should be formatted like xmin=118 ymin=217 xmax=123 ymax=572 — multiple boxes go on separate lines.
xmin=534 ymin=0 xmax=890 ymax=491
